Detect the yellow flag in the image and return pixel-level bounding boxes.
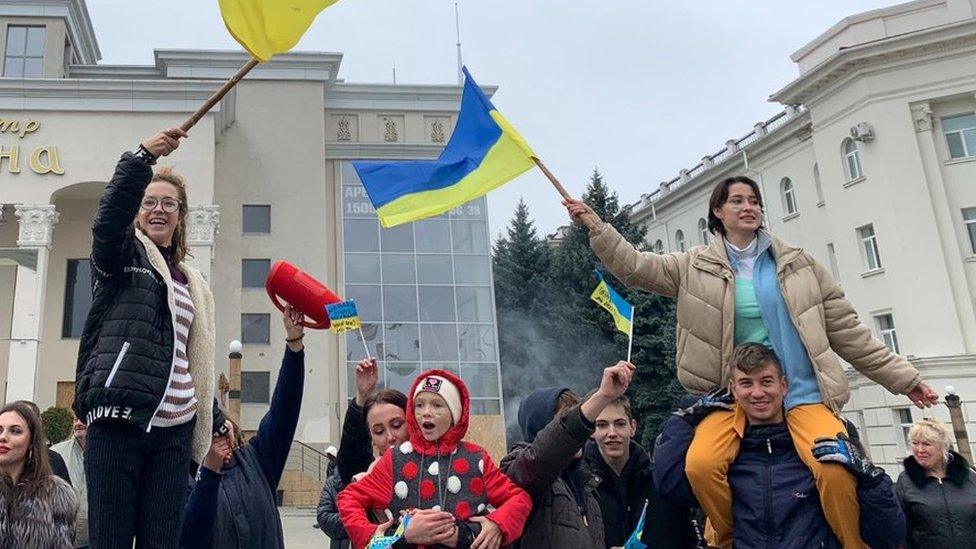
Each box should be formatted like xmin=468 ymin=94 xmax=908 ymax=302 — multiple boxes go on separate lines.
xmin=218 ymin=0 xmax=339 ymax=62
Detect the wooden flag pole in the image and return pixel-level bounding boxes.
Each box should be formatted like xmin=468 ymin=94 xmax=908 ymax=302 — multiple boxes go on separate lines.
xmin=534 ymin=157 xmax=602 ymax=231
xmin=180 ymin=57 xmax=260 ymax=133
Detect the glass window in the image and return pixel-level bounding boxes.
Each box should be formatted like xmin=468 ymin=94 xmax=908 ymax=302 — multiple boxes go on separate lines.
xmin=781 ymin=178 xmax=797 ymax=215
xmin=242 ymin=259 xmax=270 ymax=288
xmin=417 ymin=254 xmax=454 ymax=284
xmin=844 ymin=139 xmax=863 ymax=181
xmin=420 ymin=324 xmax=459 ymax=361
xmin=344 ymin=218 xmax=379 ymax=252
xmin=453 ymin=255 xmax=491 ymax=285
xmin=675 ymin=230 xmax=686 ymax=252
xmin=458 ymin=324 xmax=497 ymax=362
xmin=3 ymin=26 xmax=45 ymax=78
xmin=241 ymin=313 xmax=270 ymax=345
xmin=895 ymin=407 xmax=913 ymax=452
xmin=381 ymin=254 xmax=416 ymax=284
xmin=62 ymin=259 xmax=92 ymax=338
xmin=381 ymin=323 xmax=420 ymax=361
xmin=456 ymin=287 xmax=493 ymax=322
xmin=875 ymin=313 xmax=900 ymax=354
xmin=345 ymin=285 xmax=381 ymax=321
xmin=380 ymin=224 xmax=414 ymax=252
xmin=826 ymin=243 xmax=841 ymax=282
xmin=345 ymin=253 xmax=381 ymax=284
xmin=346 ymin=323 xmax=380 ymax=360
xmin=461 ymin=363 xmax=501 ymax=398
xmin=942 ymin=113 xmax=976 ymax=159
xmin=342 ymin=184 xmax=377 ymax=218
xmin=385 ymin=363 xmax=422 ymax=393
xmin=697 ymin=219 xmax=709 ymax=245
xmin=653 ymin=239 xmax=664 ymax=254
xmin=963 ymin=208 xmax=976 ymax=254
xmin=469 ymin=399 xmax=502 ymax=415
xmin=857 ymin=224 xmax=882 ymax=270
xmin=418 ymin=286 xmax=456 ymax=321
xmin=452 ymin=220 xmax=489 ymax=254
xmin=242 ymin=205 xmax=271 ymax=233
xmin=241 ymin=371 xmax=270 ymax=404
xmin=415 ymin=219 xmax=452 ymax=252
xmin=382 ymin=286 xmax=418 ymax=321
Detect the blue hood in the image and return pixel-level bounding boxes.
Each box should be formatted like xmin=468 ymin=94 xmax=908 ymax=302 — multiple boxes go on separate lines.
xmin=518 ymin=387 xmax=571 ymax=443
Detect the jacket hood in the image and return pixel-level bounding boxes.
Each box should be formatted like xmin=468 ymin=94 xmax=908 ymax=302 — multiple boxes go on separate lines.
xmin=517 ymin=387 xmax=571 ymax=443
xmin=696 ymin=229 xmax=804 ymax=276
xmin=405 ymin=369 xmax=470 ymax=456
xmin=903 ymin=450 xmax=973 ymax=487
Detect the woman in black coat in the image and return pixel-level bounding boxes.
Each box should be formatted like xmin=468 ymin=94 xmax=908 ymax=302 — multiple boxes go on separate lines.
xmin=895 ymin=418 xmax=976 ymax=548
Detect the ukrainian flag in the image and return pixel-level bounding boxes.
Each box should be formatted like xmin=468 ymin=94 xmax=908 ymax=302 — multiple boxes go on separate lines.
xmin=591 ymin=271 xmax=634 ymax=336
xmin=353 ymin=67 xmax=537 ymax=228
xmin=218 ymin=0 xmax=339 ymax=62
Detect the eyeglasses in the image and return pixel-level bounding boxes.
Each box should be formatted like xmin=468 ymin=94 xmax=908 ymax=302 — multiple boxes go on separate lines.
xmin=140 ymin=197 xmax=181 ymax=213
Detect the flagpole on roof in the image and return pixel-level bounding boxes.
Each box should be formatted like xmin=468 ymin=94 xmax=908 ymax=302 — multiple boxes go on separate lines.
xmin=455 ymin=1 xmax=463 ymax=86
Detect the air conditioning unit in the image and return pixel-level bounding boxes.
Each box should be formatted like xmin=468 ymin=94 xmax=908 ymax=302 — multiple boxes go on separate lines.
xmin=850 ymin=122 xmax=875 ymax=142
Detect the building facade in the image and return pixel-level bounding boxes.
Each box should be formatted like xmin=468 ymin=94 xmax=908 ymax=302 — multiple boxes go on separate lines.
xmin=624 ymin=0 xmax=976 ymax=473
xmin=0 ymin=0 xmax=506 ymax=457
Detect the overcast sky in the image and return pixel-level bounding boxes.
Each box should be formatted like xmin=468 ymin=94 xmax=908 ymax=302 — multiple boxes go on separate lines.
xmin=88 ymin=0 xmax=901 ymax=238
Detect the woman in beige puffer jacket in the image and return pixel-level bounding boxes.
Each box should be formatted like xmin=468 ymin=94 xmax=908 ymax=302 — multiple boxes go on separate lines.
xmin=565 ymin=175 xmax=938 ymax=549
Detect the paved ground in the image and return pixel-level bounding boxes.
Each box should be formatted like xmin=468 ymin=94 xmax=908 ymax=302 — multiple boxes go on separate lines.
xmin=281 ymin=507 xmax=331 ymax=548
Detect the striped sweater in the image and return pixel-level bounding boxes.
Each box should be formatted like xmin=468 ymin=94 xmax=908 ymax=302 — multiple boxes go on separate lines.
xmin=151 ymin=279 xmax=197 ymax=427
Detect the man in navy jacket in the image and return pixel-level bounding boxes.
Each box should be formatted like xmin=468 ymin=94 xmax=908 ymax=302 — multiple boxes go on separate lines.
xmin=181 ymin=306 xmax=306 ymax=549
xmin=653 ymin=343 xmax=904 ymax=549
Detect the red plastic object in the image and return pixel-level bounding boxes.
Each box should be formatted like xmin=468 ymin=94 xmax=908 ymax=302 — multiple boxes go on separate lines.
xmin=265 ymin=261 xmax=341 ymax=329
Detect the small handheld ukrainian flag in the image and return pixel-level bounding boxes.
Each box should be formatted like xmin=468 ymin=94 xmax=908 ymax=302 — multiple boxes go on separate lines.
xmin=366 ymin=514 xmax=410 ymax=549
xmin=623 ymin=500 xmax=649 ymax=549
xmin=591 ymin=271 xmax=636 ymax=361
xmin=353 ymin=67 xmax=537 ymax=227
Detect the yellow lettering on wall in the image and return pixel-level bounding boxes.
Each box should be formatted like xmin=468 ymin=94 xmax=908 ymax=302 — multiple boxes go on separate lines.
xmin=29 ymin=146 xmax=64 ymax=175
xmin=20 ymin=119 xmax=39 ymax=138
xmin=0 ymin=144 xmax=20 ymax=173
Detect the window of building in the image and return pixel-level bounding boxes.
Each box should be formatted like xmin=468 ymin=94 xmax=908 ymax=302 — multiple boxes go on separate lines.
xmin=242 ymin=205 xmax=271 ymax=233
xmin=874 ymin=313 xmax=900 ymax=354
xmin=826 ymin=243 xmax=841 ymax=282
xmin=781 ymin=177 xmax=797 ymax=215
xmin=242 ymin=259 xmax=271 ymax=288
xmin=942 ymin=113 xmax=976 ymax=159
xmin=241 ymin=371 xmax=270 ymax=404
xmin=653 ymin=239 xmax=664 ymax=254
xmin=241 ymin=313 xmax=270 ymax=344
xmin=857 ymin=224 xmax=882 ymax=271
xmin=698 ymin=218 xmax=709 ymax=245
xmin=675 ymin=230 xmax=686 ymax=252
xmin=3 ymin=26 xmax=45 ymax=78
xmin=813 ymin=163 xmax=825 ymax=205
xmin=843 ymin=139 xmax=863 ymax=182
xmin=895 ymin=407 xmax=913 ymax=454
xmin=963 ymin=208 xmax=976 ymax=254
xmin=62 ymin=259 xmax=92 ymax=338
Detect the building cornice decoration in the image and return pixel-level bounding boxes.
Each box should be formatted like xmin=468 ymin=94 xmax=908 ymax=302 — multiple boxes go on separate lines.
xmin=154 ymin=50 xmax=342 ymax=83
xmin=14 ymin=204 xmax=59 ymax=248
xmin=771 ymin=20 xmax=976 ymax=106
xmin=325 ymin=82 xmax=491 ymax=113
xmin=187 ymin=205 xmax=220 ymax=247
xmin=325 ymin=142 xmax=442 ymax=160
xmin=911 ymin=102 xmax=934 ymax=132
xmin=0 ymin=78 xmax=229 ymax=113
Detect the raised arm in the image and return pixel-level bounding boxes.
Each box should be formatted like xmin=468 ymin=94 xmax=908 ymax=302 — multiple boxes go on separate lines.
xmin=337 ymin=358 xmax=379 ymax=484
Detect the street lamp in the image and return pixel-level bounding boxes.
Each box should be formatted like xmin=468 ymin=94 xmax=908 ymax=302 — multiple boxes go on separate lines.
xmin=944 ymin=385 xmax=973 ymax=464
xmin=228 ymin=340 xmax=243 ymax=423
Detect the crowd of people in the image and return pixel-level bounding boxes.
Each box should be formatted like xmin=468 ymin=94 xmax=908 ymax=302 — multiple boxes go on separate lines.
xmin=0 ymin=127 xmax=973 ymax=548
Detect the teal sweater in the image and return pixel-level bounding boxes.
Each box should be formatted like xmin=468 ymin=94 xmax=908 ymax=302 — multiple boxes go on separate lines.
xmin=728 ymin=234 xmax=821 ymax=410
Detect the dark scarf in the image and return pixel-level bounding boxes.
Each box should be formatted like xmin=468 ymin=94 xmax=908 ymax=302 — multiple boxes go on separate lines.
xmin=157 ymin=245 xmax=188 ymax=284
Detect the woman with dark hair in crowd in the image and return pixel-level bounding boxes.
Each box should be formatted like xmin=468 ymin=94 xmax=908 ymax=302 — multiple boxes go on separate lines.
xmin=895 ymin=418 xmax=976 ymax=548
xmin=565 ymin=175 xmax=937 ymax=548
xmin=317 ymin=358 xmax=408 ymax=547
xmin=0 ymin=401 xmax=78 ymax=548
xmin=74 ymin=127 xmax=222 ymax=548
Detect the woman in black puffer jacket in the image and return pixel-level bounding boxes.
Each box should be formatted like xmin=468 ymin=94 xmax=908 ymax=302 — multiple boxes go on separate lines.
xmin=74 ymin=128 xmax=219 ymax=548
xmin=895 ymin=418 xmax=976 ymax=548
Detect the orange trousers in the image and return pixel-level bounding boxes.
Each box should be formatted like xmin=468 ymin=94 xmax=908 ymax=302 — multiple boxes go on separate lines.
xmin=684 ymin=403 xmax=866 ymax=549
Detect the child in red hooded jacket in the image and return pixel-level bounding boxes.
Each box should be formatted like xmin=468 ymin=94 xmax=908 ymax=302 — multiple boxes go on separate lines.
xmin=338 ymin=369 xmax=531 ymax=549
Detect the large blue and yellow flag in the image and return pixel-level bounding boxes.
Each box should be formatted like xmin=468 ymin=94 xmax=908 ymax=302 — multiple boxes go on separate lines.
xmin=218 ymin=0 xmax=339 ymax=62
xmin=591 ymin=271 xmax=634 ymax=336
xmin=353 ymin=67 xmax=537 ymax=227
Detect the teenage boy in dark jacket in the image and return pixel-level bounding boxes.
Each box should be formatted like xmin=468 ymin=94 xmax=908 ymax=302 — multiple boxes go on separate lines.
xmin=181 ymin=306 xmax=306 ymax=549
xmin=583 ymin=393 xmax=654 ymax=548
xmin=654 ymin=343 xmax=905 ymax=549
xmin=499 ymin=361 xmax=636 ymax=549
